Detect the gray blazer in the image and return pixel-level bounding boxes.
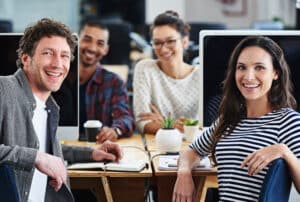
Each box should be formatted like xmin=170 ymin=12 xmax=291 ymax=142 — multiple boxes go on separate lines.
xmin=0 ymin=69 xmax=93 ymax=202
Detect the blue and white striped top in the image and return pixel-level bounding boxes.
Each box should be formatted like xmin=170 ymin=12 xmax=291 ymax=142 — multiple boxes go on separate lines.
xmin=190 ymin=108 xmax=300 ymax=202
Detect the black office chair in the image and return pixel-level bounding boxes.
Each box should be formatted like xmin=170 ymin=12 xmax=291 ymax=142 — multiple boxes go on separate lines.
xmin=0 ymin=164 xmax=19 ymax=202
xmin=205 ymin=158 xmax=292 ymax=202
xmin=185 ymin=22 xmax=226 ymax=64
xmin=188 ymin=22 xmax=226 ymax=45
xmin=102 ymin=21 xmax=132 ymax=67
xmin=0 ymin=20 xmax=13 ymax=32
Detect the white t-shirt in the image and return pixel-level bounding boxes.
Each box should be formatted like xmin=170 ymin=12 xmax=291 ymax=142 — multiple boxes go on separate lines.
xmin=28 ymin=95 xmax=48 ymax=202
xmin=133 ymin=59 xmax=201 ymax=133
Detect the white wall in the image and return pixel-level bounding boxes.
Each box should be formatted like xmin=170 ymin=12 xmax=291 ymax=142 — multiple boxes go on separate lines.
xmin=185 ymin=0 xmax=255 ymax=28
xmin=146 ymin=0 xmax=296 ymax=29
xmin=1 ymin=0 xmax=296 ymax=32
xmin=146 ymin=0 xmax=185 ymax=24
xmin=0 ymin=0 xmax=79 ymax=32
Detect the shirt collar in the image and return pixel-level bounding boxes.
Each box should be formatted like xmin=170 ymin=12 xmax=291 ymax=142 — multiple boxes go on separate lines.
xmin=15 ymin=68 xmax=59 ymax=112
xmin=90 ymin=63 xmax=104 ymax=85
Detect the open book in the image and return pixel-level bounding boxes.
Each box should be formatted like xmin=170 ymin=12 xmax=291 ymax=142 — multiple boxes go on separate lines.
xmin=68 ymin=160 xmax=146 ymax=172
xmin=158 ymin=155 xmax=212 ymax=171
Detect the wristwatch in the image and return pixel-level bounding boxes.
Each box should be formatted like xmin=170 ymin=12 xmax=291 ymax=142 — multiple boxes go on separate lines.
xmin=114 ymin=127 xmax=122 ymax=137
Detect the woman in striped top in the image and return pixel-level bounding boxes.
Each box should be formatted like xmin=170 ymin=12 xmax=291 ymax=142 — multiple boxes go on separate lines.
xmin=172 ymin=36 xmax=300 ymax=202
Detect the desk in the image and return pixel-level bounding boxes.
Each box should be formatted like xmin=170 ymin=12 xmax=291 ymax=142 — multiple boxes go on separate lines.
xmin=144 ymin=134 xmax=218 ymax=202
xmin=65 ymin=134 xmax=152 ymax=202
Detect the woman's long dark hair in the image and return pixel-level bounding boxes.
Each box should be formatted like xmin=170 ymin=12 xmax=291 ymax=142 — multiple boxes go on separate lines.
xmin=211 ymin=36 xmax=296 ymax=164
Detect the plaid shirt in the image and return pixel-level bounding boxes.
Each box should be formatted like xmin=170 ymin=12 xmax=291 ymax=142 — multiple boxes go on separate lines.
xmin=81 ymin=64 xmax=134 ymax=137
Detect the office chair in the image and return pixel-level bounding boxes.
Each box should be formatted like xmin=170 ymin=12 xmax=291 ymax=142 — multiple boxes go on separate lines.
xmin=259 ymin=158 xmax=292 ymax=202
xmin=205 ymin=158 xmax=292 ymax=202
xmin=102 ymin=21 xmax=132 ymax=67
xmin=188 ymin=22 xmax=226 ymax=45
xmin=0 ymin=164 xmax=19 ymax=202
xmin=185 ymin=22 xmax=226 ymax=64
xmin=0 ymin=20 xmax=13 ymax=32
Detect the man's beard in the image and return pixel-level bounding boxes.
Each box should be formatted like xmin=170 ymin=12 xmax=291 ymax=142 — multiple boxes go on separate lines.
xmin=81 ymin=59 xmax=97 ymax=68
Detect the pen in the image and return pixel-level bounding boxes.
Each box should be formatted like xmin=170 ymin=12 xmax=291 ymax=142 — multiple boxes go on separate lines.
xmin=167 ymin=163 xmax=178 ymax=167
xmin=103 ymin=160 xmax=111 ymax=165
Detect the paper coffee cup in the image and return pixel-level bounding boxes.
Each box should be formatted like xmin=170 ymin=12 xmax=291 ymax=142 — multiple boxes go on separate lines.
xmin=84 ymin=120 xmax=102 ymax=142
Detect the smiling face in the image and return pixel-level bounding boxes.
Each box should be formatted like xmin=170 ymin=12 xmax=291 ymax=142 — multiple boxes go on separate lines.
xmin=22 ymin=36 xmax=71 ymax=101
xmin=235 ymin=46 xmax=278 ymax=106
xmin=79 ymin=25 xmax=109 ymax=68
xmin=151 ymin=25 xmax=188 ymax=63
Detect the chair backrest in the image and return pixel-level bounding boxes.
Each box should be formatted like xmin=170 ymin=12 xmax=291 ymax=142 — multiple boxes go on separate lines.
xmin=188 ymin=22 xmax=226 ymax=45
xmin=102 ymin=21 xmax=132 ymax=67
xmin=0 ymin=20 xmax=13 ymax=32
xmin=205 ymin=158 xmax=292 ymax=202
xmin=259 ymin=158 xmax=292 ymax=202
xmin=0 ymin=164 xmax=19 ymax=202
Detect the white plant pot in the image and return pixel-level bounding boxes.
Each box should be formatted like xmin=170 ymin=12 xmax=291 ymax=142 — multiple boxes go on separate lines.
xmin=183 ymin=125 xmax=199 ymax=142
xmin=155 ymin=128 xmax=182 ymax=153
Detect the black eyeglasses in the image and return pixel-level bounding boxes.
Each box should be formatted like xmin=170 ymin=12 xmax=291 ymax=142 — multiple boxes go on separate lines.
xmin=151 ymin=38 xmax=181 ymax=50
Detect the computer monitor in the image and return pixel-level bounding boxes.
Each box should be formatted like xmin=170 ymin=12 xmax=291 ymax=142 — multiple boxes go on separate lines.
xmin=199 ymin=30 xmax=300 ymax=126
xmin=0 ymin=33 xmax=79 ymax=140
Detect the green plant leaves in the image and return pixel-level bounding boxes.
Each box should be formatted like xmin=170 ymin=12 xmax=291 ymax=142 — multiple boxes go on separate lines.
xmin=162 ymin=113 xmax=175 ymax=129
xmin=183 ymin=119 xmax=198 ymax=126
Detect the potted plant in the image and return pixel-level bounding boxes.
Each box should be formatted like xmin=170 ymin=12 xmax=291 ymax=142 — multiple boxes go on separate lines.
xmin=183 ymin=118 xmax=199 ymax=142
xmin=155 ymin=114 xmax=182 ymax=153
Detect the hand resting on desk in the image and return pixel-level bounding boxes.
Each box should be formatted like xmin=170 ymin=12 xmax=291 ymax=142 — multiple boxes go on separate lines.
xmin=92 ymin=140 xmax=122 ymax=162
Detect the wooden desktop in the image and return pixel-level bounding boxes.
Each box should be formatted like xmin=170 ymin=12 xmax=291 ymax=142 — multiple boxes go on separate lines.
xmin=65 ymin=134 xmax=152 ymax=202
xmin=64 ymin=134 xmax=218 ymax=202
xmin=144 ymin=134 xmax=217 ymax=202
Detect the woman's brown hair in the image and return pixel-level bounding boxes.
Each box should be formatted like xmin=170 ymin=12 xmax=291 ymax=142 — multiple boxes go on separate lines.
xmin=150 ymin=10 xmax=190 ymax=38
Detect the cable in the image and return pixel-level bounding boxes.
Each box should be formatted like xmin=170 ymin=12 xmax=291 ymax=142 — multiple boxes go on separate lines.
xmin=120 ymin=145 xmax=150 ymax=170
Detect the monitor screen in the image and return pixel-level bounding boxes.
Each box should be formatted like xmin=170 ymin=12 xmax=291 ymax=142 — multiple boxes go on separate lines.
xmin=0 ymin=34 xmax=78 ymax=131
xmin=199 ymin=30 xmax=300 ymax=126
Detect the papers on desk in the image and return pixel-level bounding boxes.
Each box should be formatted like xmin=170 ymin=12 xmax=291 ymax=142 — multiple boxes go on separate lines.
xmin=68 ymin=160 xmax=146 ymax=172
xmin=158 ymin=155 xmax=212 ymax=171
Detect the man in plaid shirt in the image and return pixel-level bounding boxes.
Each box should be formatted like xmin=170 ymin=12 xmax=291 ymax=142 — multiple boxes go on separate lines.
xmin=79 ymin=19 xmax=134 ymax=143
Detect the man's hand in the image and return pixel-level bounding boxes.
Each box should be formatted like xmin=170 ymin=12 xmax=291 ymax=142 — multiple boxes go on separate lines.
xmin=35 ymin=151 xmax=67 ymax=192
xmin=96 ymin=126 xmax=118 ymax=144
xmin=92 ymin=140 xmax=123 ymax=162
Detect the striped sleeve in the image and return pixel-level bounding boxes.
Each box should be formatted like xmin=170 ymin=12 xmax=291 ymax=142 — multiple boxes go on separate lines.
xmin=189 ymin=122 xmax=216 ymax=156
xmin=279 ymin=109 xmax=300 ymax=158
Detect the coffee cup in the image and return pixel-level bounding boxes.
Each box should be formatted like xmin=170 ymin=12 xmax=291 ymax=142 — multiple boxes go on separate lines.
xmin=84 ymin=120 xmax=102 ymax=142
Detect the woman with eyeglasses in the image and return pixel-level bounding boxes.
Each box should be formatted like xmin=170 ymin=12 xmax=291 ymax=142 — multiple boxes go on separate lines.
xmin=133 ymin=10 xmax=201 ymax=134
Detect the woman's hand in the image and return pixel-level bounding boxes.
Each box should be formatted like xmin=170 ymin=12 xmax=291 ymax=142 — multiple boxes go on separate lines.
xmin=174 ymin=117 xmax=185 ymax=133
xmin=172 ymin=170 xmax=195 ymax=202
xmin=138 ymin=104 xmax=164 ymax=124
xmin=241 ymin=144 xmax=290 ymax=176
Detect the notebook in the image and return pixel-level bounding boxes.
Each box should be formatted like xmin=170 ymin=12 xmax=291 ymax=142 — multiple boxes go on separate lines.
xmin=157 ymin=155 xmax=212 ymax=171
xmin=68 ymin=159 xmax=146 ymax=172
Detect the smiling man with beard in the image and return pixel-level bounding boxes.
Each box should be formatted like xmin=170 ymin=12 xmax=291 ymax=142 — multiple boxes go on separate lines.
xmin=79 ymin=19 xmax=134 ymax=143
xmin=0 ymin=18 xmax=122 ymax=202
